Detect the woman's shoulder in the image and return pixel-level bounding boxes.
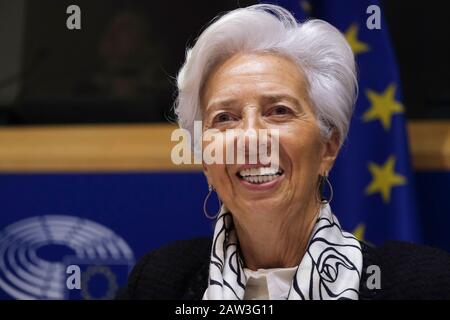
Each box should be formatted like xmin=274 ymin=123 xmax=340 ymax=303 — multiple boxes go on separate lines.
xmin=117 ymin=237 xmax=211 ymax=300
xmin=360 ymin=241 xmax=450 ymax=299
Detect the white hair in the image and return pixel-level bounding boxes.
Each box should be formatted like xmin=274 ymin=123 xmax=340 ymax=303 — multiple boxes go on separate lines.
xmin=173 ymin=4 xmax=358 ymax=147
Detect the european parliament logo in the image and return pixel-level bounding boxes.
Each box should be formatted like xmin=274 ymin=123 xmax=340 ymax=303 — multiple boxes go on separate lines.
xmin=0 ymin=215 xmax=134 ymax=300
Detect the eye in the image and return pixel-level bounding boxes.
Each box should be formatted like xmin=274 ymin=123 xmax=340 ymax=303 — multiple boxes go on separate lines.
xmin=267 ymin=105 xmax=292 ymax=116
xmin=213 ymin=112 xmax=238 ymax=124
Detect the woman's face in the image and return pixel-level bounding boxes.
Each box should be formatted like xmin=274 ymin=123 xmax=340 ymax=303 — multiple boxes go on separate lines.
xmin=201 ymin=53 xmax=339 ymax=222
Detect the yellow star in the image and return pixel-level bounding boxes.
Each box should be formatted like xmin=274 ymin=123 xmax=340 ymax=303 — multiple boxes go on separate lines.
xmin=362 ymin=84 xmax=404 ymax=131
xmin=299 ymin=0 xmax=312 ymax=14
xmin=365 ymin=155 xmax=406 ymax=203
xmin=344 ymin=24 xmax=370 ymax=55
xmin=352 ymin=224 xmax=365 ymax=241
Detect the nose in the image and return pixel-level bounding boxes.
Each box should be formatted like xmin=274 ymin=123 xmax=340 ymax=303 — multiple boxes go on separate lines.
xmin=241 ymin=105 xmax=264 ymax=132
xmin=235 ymin=106 xmax=276 ymax=165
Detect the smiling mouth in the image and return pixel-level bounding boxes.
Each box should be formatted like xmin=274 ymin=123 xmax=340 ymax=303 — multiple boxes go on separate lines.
xmin=236 ymin=166 xmax=284 ymax=184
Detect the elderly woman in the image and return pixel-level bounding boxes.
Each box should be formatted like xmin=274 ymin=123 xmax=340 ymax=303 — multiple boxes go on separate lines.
xmin=121 ymin=4 xmax=450 ymax=300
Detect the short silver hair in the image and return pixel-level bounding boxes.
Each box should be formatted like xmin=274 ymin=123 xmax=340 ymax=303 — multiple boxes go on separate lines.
xmin=174 ymin=4 xmax=358 ymax=147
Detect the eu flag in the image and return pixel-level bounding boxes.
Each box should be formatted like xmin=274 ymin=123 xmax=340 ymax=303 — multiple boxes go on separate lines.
xmin=268 ymin=0 xmax=422 ymax=244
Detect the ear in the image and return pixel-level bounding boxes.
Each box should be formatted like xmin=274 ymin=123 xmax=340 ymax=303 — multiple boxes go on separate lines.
xmin=320 ymin=129 xmax=340 ymax=174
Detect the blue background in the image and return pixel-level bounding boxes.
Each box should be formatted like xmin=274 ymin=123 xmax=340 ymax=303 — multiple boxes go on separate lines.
xmin=1 ymin=170 xmax=448 ymax=256
xmin=0 ymin=171 xmax=449 ymax=299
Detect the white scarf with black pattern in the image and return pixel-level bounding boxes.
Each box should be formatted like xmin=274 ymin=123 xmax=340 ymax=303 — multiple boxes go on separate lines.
xmin=202 ymin=203 xmax=363 ymax=300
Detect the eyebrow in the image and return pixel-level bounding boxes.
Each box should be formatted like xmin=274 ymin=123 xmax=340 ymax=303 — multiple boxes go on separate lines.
xmin=206 ymin=98 xmax=238 ymax=111
xmin=260 ymin=94 xmax=301 ymax=107
xmin=206 ymin=94 xmax=302 ymax=111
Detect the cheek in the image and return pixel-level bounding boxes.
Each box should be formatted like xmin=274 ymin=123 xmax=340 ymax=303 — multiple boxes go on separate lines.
xmin=204 ymin=163 xmax=235 ymax=200
xmin=208 ymin=164 xmax=236 ymax=205
xmin=204 ymin=163 xmax=228 ymax=182
xmin=202 ymin=135 xmax=229 ymax=179
xmin=282 ymin=129 xmax=323 ymax=176
xmin=208 ymin=164 xmax=228 ymax=180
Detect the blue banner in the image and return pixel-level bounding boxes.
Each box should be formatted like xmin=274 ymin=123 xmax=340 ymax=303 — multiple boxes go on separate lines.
xmin=0 ymin=172 xmax=213 ymax=300
xmin=270 ymin=0 xmax=422 ymax=244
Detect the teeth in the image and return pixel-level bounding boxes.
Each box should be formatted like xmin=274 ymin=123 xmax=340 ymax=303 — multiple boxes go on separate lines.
xmin=241 ymin=174 xmax=279 ymax=184
xmin=237 ymin=166 xmax=283 ymax=184
xmin=239 ymin=167 xmax=281 ymax=177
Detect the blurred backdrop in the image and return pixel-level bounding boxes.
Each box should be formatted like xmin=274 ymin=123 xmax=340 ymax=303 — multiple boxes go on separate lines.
xmin=0 ymin=0 xmax=449 ymax=300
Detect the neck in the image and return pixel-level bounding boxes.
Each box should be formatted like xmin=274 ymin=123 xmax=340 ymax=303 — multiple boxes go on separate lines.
xmin=233 ymin=201 xmax=322 ymax=271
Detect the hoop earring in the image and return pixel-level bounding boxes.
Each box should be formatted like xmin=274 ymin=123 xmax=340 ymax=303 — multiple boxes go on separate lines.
xmin=317 ymin=171 xmax=333 ymax=204
xmin=203 ymin=185 xmax=221 ymax=220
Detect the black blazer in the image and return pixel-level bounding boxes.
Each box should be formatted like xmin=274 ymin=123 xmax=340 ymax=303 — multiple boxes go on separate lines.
xmin=118 ymin=237 xmax=450 ymax=300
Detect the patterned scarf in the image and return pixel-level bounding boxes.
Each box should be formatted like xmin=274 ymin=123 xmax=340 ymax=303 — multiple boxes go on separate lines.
xmin=202 ymin=203 xmax=363 ymax=300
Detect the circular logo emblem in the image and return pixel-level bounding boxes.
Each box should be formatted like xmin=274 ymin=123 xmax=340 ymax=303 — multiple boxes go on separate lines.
xmin=0 ymin=215 xmax=134 ymax=300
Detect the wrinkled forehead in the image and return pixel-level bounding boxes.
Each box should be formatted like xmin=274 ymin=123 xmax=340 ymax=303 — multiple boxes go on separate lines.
xmin=200 ymin=52 xmax=310 ymax=110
